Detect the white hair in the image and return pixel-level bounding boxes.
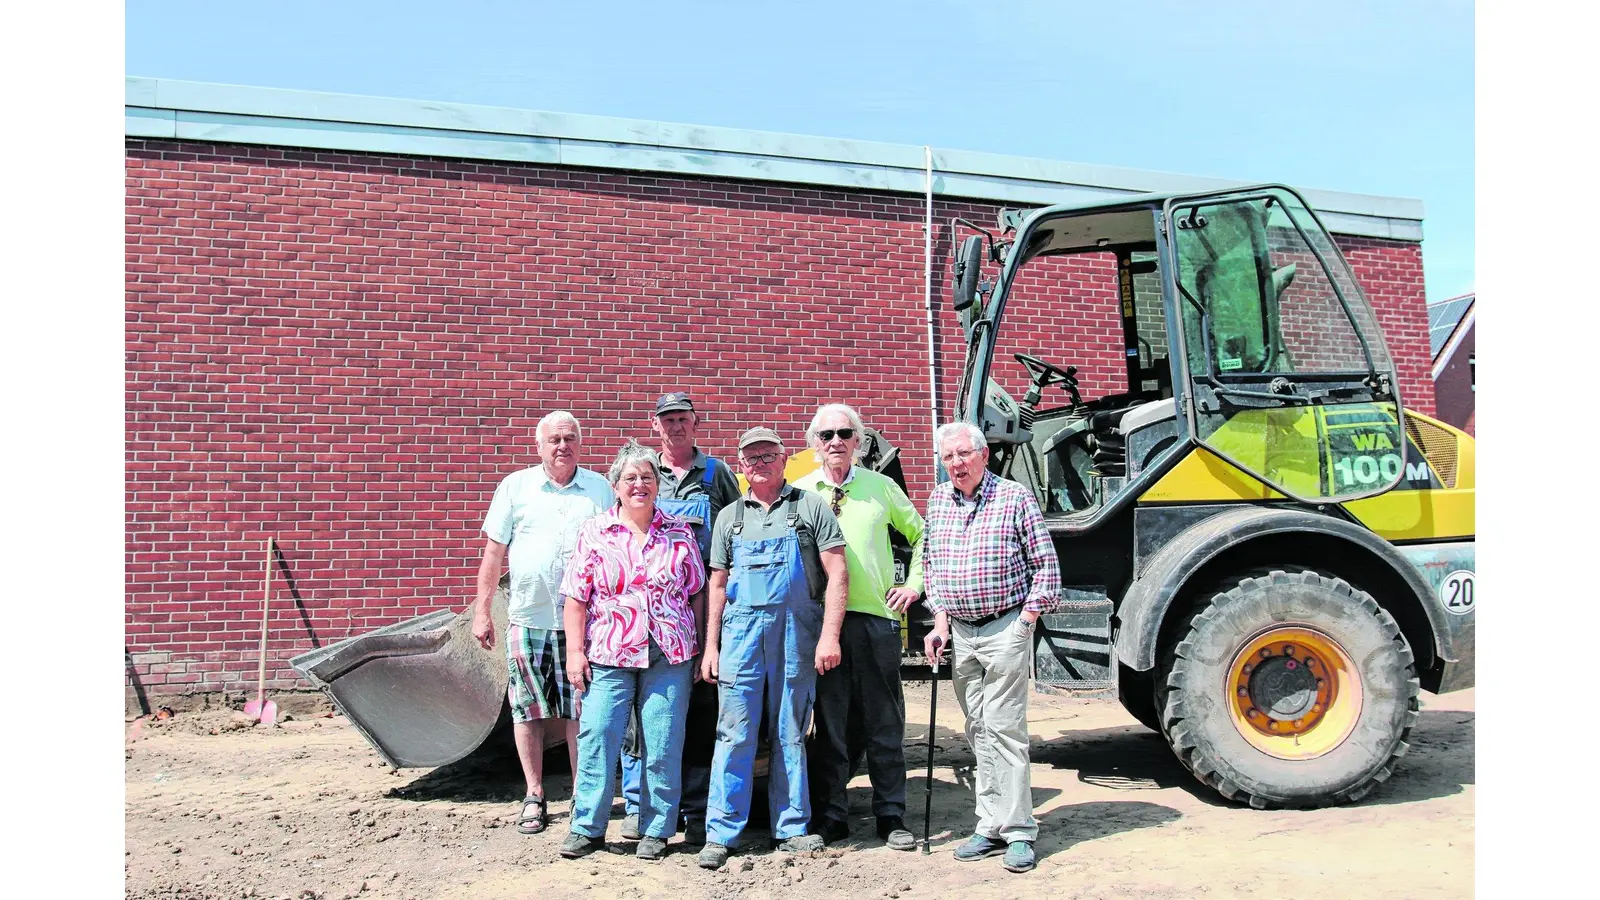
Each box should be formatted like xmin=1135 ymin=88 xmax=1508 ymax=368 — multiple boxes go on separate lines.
xmin=807 ymin=403 xmax=866 ymax=463
xmin=536 ymin=410 xmax=582 ymax=442
xmin=934 ymin=421 xmax=987 ymax=455
xmin=607 ymin=439 xmax=659 ymax=486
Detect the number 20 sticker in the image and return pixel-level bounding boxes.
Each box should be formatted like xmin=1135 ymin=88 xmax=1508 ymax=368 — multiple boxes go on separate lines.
xmin=1438 ymin=570 xmax=1475 ymax=616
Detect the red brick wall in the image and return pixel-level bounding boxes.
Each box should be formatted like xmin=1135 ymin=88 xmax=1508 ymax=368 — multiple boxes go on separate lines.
xmin=125 ymin=139 xmax=1437 ymax=696
xmin=1340 ymin=236 xmax=1434 ymax=410
xmin=1433 ymin=321 xmax=1475 ymax=433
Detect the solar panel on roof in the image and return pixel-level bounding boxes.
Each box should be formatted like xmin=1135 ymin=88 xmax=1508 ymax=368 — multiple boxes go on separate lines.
xmin=1426 ymin=295 xmax=1473 ymax=358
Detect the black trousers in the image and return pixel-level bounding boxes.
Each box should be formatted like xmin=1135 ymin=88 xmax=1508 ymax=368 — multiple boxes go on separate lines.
xmin=808 ymin=611 xmax=908 ymax=824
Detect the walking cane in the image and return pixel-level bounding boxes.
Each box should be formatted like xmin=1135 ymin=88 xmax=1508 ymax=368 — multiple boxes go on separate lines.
xmin=921 ymin=635 xmax=943 ymax=855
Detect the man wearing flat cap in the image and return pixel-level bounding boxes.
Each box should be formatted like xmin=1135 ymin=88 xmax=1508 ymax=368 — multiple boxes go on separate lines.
xmin=696 ymin=426 xmax=848 ymax=869
xmin=619 ymin=391 xmax=742 ymax=845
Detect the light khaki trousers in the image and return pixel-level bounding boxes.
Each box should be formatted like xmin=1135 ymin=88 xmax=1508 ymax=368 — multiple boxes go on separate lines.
xmin=950 ymin=605 xmax=1037 ymax=844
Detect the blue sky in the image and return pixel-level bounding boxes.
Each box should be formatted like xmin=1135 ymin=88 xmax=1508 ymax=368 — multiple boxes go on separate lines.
xmin=126 ymin=0 xmax=1473 ymax=300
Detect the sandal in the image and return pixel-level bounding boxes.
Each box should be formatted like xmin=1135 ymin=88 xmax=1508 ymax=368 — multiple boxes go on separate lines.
xmin=516 ymin=794 xmax=548 ymax=835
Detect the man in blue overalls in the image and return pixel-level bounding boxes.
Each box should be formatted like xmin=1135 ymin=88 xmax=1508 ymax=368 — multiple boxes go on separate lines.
xmin=619 ymin=391 xmax=742 ymax=845
xmin=697 ymin=426 xmax=848 ymax=869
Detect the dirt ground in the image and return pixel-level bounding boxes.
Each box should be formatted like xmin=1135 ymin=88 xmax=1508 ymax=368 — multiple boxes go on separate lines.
xmin=125 ymin=679 xmax=1473 ymax=900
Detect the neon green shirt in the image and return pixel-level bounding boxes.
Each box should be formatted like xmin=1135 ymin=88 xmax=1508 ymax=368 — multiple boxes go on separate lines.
xmin=794 ymin=465 xmax=925 ymax=620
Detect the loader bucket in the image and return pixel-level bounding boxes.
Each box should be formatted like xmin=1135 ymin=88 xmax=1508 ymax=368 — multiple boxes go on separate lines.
xmin=290 ymin=587 xmax=510 ymax=769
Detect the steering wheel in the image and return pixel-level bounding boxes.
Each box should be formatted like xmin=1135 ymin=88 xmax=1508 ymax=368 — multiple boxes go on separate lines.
xmin=1014 ymin=352 xmax=1083 ymax=407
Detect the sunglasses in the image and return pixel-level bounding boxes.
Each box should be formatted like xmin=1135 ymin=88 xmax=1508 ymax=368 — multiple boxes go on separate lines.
xmin=816 ymin=428 xmax=856 ymax=442
xmin=830 ymin=485 xmax=846 ymax=516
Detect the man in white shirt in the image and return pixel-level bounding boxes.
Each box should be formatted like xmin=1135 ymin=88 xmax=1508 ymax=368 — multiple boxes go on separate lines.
xmin=471 ymin=410 xmax=614 ymax=836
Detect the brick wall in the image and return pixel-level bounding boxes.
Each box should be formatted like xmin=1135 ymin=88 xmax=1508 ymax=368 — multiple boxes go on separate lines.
xmin=125 ymin=140 xmax=1437 ymax=697
xmin=1433 ymin=322 xmax=1475 ymax=433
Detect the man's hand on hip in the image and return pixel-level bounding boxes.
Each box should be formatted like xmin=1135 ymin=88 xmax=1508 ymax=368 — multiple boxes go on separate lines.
xmin=884 ymin=587 xmax=920 ymax=613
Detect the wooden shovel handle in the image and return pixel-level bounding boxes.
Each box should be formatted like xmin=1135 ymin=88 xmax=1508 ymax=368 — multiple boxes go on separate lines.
xmin=255 ymin=537 xmax=274 ymax=699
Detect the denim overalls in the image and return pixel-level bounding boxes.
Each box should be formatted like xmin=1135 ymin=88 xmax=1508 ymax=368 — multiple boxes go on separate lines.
xmin=654 ymin=458 xmax=718 ymax=561
xmin=705 ymin=497 xmax=824 ymax=846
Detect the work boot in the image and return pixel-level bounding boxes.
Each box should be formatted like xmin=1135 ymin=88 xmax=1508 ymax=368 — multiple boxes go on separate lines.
xmin=559 ymin=832 xmax=607 ymax=859
xmin=620 ymin=814 xmax=643 ymax=841
xmin=683 ymin=818 xmax=707 ymax=846
xmin=697 ymin=842 xmax=730 ymax=870
xmin=775 ymin=834 xmax=825 ymax=853
xmin=876 ymin=815 xmax=916 ymax=851
xmin=635 ymin=836 xmax=668 ymax=861
xmin=952 ymin=834 xmax=1007 ymax=861
xmin=814 ymin=817 xmax=850 ymax=845
xmin=1002 ymin=840 xmax=1037 ymax=873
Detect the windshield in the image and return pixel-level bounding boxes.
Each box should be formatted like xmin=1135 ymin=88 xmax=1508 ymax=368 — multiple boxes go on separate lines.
xmin=1166 ymin=186 xmax=1406 ymax=503
xmin=1174 ymin=196 xmax=1390 ymax=380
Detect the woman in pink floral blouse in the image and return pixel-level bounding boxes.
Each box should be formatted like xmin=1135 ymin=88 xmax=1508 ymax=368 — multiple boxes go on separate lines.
xmin=558 ymin=439 xmax=707 ymax=861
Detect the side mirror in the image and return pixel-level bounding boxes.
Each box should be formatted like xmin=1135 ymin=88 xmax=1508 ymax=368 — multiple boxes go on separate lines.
xmin=951 ymin=235 xmax=985 ymax=329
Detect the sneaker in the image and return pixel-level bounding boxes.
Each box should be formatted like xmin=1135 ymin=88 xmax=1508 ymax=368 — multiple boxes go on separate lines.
xmin=636 ymin=836 xmax=668 ymax=861
xmin=1002 ymin=840 xmax=1037 ymax=873
xmin=876 ymin=815 xmax=916 ymax=851
xmin=559 ymin=832 xmax=607 ymax=859
xmin=697 ymin=842 xmax=730 ymax=870
xmin=620 ymin=814 xmax=643 ymax=841
xmin=952 ymin=833 xmax=1007 ymax=861
xmin=683 ymin=819 xmax=707 ymax=846
xmin=814 ymin=817 xmax=850 ymax=845
xmin=775 ymin=833 xmax=825 ymax=853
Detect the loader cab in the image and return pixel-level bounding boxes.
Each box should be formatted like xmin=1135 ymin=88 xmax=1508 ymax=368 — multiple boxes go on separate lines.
xmin=952 ymin=184 xmax=1406 ymax=529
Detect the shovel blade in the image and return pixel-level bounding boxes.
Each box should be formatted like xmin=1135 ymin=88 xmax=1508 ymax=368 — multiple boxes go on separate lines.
xmin=244 ymin=698 xmax=263 ymax=721
xmin=259 ymin=700 xmax=279 ymax=728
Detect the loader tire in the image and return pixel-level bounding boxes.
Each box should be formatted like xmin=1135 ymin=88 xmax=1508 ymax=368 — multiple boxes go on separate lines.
xmin=1155 ymin=568 xmax=1419 ymax=808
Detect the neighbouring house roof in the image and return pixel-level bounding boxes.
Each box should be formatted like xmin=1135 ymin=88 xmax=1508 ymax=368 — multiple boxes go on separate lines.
xmin=125 ymin=76 xmax=1425 ymax=241
xmin=1428 ymin=293 xmax=1475 ymax=359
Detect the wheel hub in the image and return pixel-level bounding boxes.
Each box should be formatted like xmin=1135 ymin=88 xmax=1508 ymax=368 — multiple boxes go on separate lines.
xmin=1248 ymin=654 xmax=1318 ymax=721
xmin=1227 ymin=626 xmax=1362 ymax=760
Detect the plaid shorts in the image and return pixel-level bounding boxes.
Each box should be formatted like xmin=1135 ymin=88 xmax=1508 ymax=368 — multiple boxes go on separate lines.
xmin=506 ymin=625 xmax=578 ymax=723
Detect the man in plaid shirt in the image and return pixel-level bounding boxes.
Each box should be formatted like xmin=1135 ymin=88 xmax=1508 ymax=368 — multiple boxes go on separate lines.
xmin=922 ymin=421 xmax=1061 ymax=874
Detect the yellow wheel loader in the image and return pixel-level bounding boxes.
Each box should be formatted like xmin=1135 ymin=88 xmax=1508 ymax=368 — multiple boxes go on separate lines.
xmin=933 ymin=184 xmax=1473 ymax=808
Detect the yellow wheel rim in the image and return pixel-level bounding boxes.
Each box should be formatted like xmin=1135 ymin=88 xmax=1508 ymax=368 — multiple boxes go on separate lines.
xmin=1226 ymin=625 xmax=1362 ymax=760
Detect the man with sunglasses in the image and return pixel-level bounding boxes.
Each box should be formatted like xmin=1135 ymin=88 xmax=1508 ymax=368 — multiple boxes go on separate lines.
xmin=697 ymin=426 xmax=848 ymax=869
xmin=618 ymin=391 xmax=742 ymax=845
xmin=794 ymin=404 xmax=925 ymax=851
xmin=921 ymin=421 xmax=1061 ymax=874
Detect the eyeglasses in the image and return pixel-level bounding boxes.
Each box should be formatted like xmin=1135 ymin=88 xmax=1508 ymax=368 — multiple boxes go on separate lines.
xmin=939 ymin=447 xmax=984 ymax=465
xmin=619 ymin=474 xmax=657 ymax=485
xmin=816 ymin=428 xmax=856 ymax=442
xmin=829 ymin=485 xmax=846 ymax=516
xmin=741 ymin=451 xmax=782 ymax=465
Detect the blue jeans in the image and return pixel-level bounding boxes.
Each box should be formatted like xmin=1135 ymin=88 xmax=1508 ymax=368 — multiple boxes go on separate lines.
xmin=569 ymin=640 xmax=693 ymax=839
xmin=622 ymin=677 xmax=715 ymax=824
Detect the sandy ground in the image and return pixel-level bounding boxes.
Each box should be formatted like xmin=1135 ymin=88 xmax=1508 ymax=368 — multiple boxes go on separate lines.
xmin=125 ymin=679 xmax=1473 ymax=900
